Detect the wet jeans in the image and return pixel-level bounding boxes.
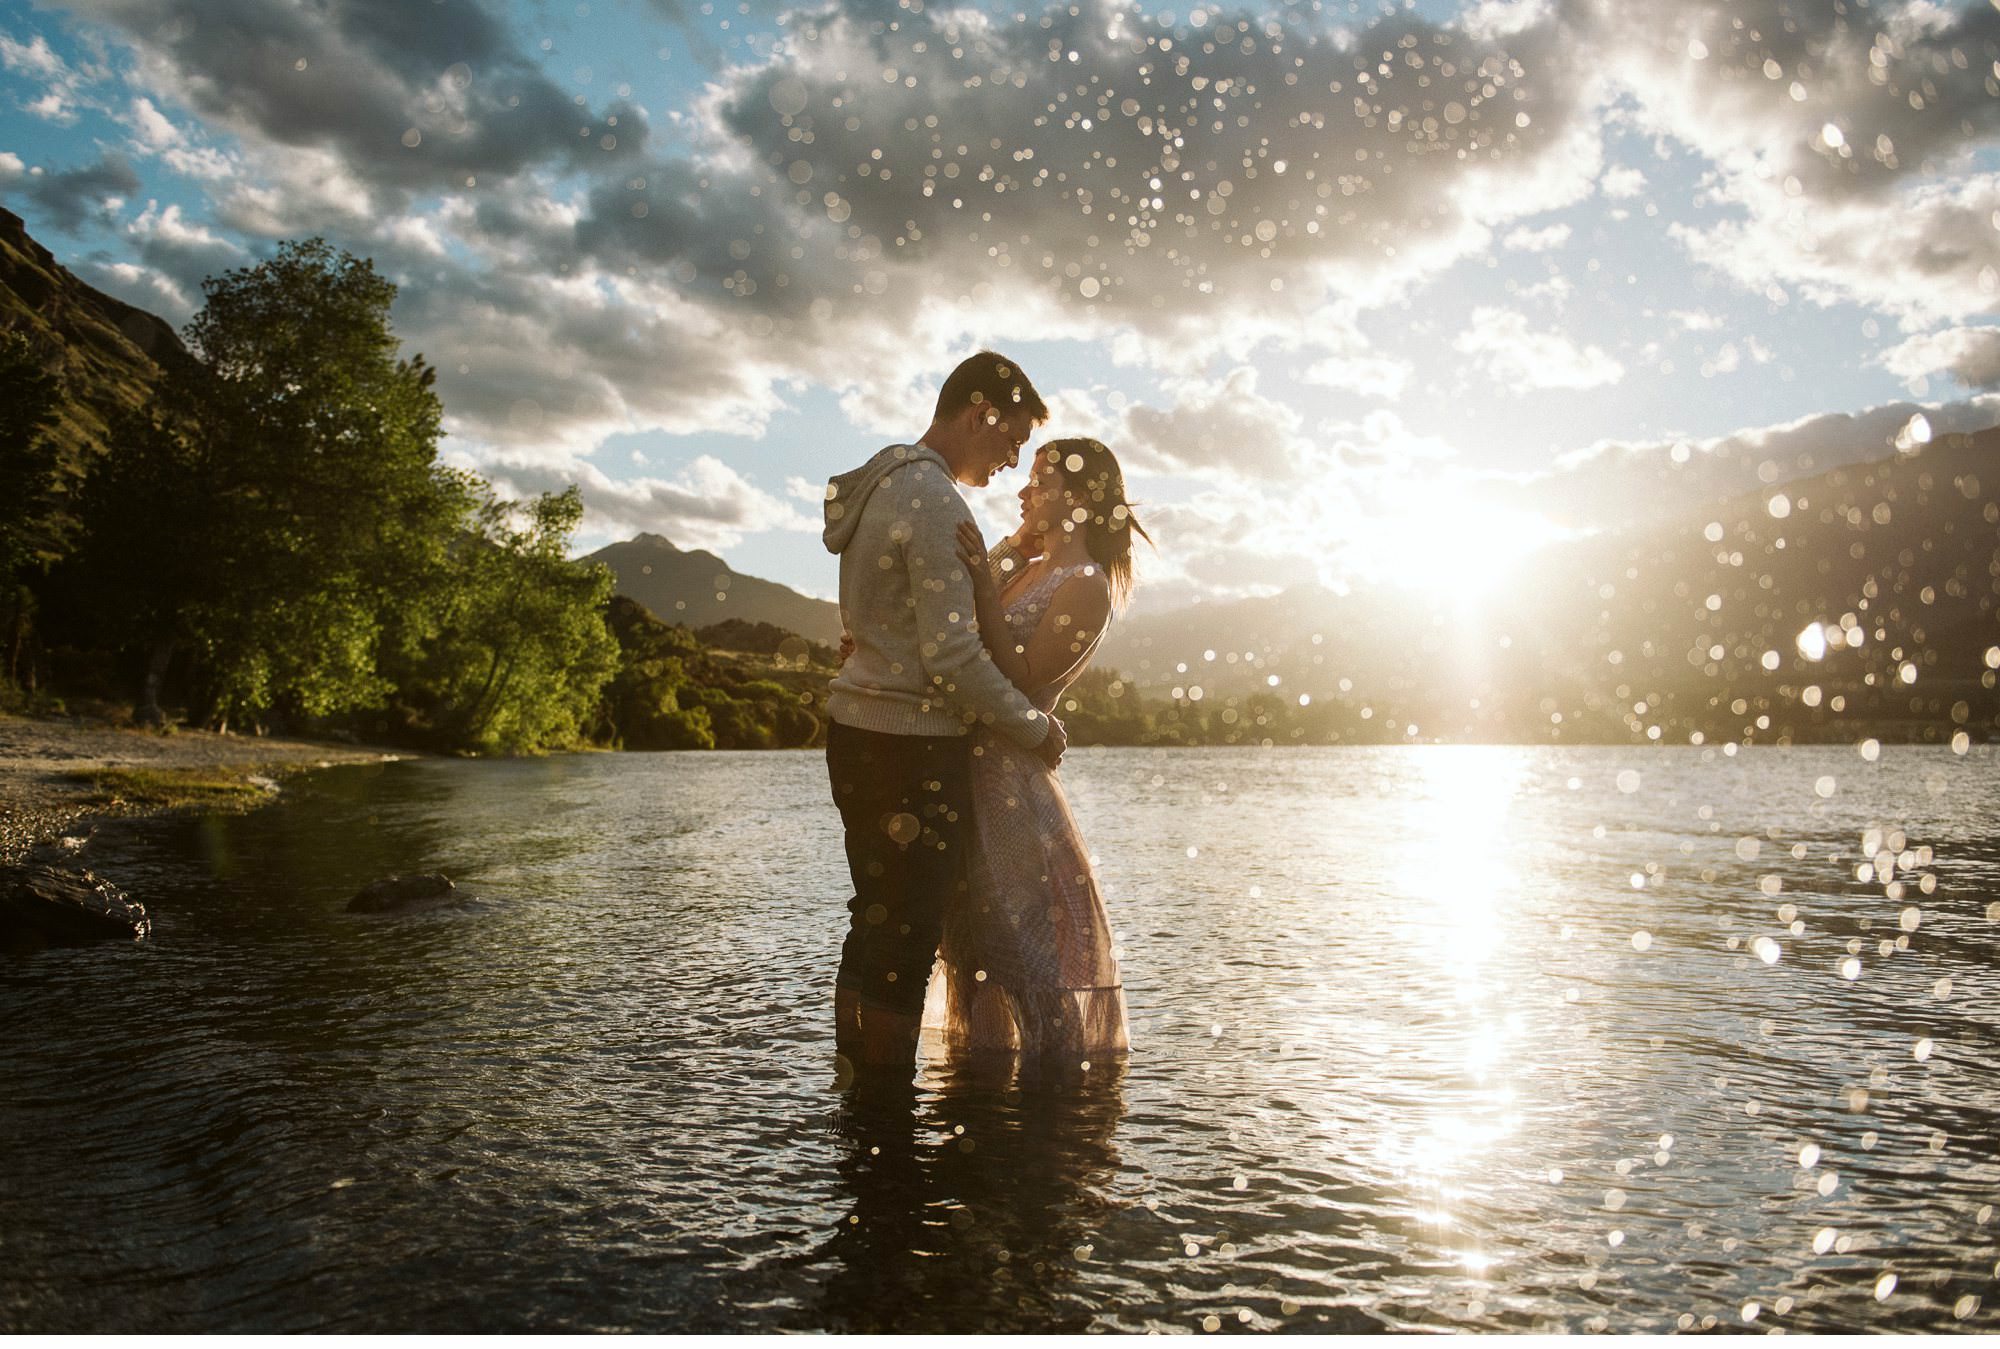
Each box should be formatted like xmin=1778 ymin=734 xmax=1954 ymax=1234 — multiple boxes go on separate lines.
xmin=826 ymin=721 xmax=974 ymax=1016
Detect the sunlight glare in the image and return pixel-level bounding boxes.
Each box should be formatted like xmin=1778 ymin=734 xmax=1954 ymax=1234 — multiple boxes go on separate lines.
xmin=1349 ymin=494 xmax=1570 ymax=601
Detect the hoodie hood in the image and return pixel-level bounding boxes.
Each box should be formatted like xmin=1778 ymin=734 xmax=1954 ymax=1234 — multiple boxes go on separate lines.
xmin=822 ymin=442 xmax=949 ymax=553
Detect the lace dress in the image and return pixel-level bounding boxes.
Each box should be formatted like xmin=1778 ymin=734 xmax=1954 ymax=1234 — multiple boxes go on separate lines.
xmin=921 ymin=560 xmax=1131 ymax=1065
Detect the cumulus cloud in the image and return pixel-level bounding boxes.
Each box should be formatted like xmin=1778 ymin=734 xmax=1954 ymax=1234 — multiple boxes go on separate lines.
xmin=0 ymin=30 xmax=94 ymax=123
xmin=65 ymin=0 xmax=649 ymax=207
xmin=1293 ymin=305 xmax=1413 ymax=399
xmin=126 ymin=94 xmax=177 ymax=148
xmin=1502 ymin=221 xmax=1571 ymax=251
xmin=20 ymin=0 xmax=2000 ymax=588
xmin=1880 ymin=325 xmax=2000 ymax=391
xmin=395 ymin=268 xmax=790 ymax=452
xmin=1670 ymin=171 xmax=2000 ymax=325
xmin=69 ymin=255 xmax=191 ymax=316
xmin=472 ymin=451 xmax=816 ymax=552
xmin=1598 ymin=0 xmax=2000 ymax=322
xmin=1495 ymin=394 xmax=2000 ymax=530
xmin=5 ymin=151 xmax=140 ymax=232
xmin=568 ymin=0 xmax=1607 ymax=359
xmin=1598 ymin=163 xmax=1645 ymax=198
xmin=1120 ymin=365 xmax=1311 ymax=478
xmin=1453 ymin=305 xmax=1624 ymax=390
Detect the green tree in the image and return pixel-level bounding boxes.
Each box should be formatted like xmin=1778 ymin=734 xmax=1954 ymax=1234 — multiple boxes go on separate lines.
xmin=390 ymin=486 xmax=619 ymax=754
xmin=75 ymin=239 xmax=475 ymax=728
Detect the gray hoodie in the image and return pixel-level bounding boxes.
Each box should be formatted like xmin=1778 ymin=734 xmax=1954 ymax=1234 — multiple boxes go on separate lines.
xmin=822 ymin=443 xmax=1050 ymax=748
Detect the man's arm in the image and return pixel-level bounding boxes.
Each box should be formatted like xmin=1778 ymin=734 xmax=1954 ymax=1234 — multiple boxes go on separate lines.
xmin=901 ymin=469 xmax=1051 ymax=749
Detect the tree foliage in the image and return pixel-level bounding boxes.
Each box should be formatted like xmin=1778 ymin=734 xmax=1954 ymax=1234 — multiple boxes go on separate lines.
xmin=387 ymin=487 xmax=619 ymax=754
xmin=0 ymin=328 xmax=63 ymax=687
xmin=61 ymin=239 xmax=618 ymax=751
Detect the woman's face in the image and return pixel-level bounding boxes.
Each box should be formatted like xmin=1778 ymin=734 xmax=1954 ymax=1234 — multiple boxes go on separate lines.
xmin=1017 ymin=454 xmax=1068 ymax=537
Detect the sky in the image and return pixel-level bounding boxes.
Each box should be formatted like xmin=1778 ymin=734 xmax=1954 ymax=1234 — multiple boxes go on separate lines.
xmin=2 ymin=0 xmax=1998 ymax=613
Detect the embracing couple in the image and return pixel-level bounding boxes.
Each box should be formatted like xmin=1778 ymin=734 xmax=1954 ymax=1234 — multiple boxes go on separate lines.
xmin=822 ymin=350 xmax=1150 ymax=1078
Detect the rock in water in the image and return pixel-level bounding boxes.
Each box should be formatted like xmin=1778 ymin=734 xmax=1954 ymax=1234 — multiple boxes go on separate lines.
xmin=1 ymin=865 xmax=150 ymax=946
xmin=346 ymin=873 xmax=457 ymax=914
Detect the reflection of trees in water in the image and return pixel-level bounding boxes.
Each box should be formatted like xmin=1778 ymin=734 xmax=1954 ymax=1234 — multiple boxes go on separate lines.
xmin=800 ymin=1056 xmax=1128 ymax=1333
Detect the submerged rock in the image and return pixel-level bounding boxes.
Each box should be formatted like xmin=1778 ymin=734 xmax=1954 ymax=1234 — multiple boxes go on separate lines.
xmin=1 ymin=864 xmax=150 ymax=946
xmin=346 ymin=872 xmax=457 ymax=914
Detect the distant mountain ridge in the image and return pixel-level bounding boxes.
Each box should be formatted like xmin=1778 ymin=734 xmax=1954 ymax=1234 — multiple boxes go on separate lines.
xmin=1096 ymin=425 xmax=1999 ymax=743
xmin=583 ymin=532 xmax=844 ymax=645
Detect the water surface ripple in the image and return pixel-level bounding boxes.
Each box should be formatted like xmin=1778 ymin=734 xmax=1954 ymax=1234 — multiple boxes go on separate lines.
xmin=3 ymin=745 xmax=1998 ymax=1332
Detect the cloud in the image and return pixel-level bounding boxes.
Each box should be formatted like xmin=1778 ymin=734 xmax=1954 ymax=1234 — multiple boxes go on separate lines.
xmin=1499 ymin=394 xmax=2000 ymax=530
xmin=67 ymin=0 xmax=647 ymax=196
xmin=1453 ymin=305 xmax=1624 ymax=390
xmin=1669 ymin=171 xmax=2000 ymax=326
xmin=69 ymin=256 xmax=190 ymax=316
xmin=1303 ymin=351 xmax=1413 ymax=400
xmin=1880 ymin=326 xmax=2000 ymax=391
xmin=1598 ymin=164 xmax=1645 ymax=198
xmin=1664 ymin=307 xmax=1723 ymax=333
xmin=1502 ymin=222 xmax=1571 ymax=251
xmin=0 ymin=31 xmax=93 ymax=123
xmin=1294 ymin=304 xmax=1413 ymax=399
xmin=6 ymin=151 xmax=141 ymax=232
xmin=471 ymin=451 xmax=816 ymax=552
xmin=1599 ymin=0 xmax=2000 ymax=323
xmin=566 ymin=0 xmax=1609 ymax=359
xmin=1120 ymin=365 xmax=1310 ymax=479
xmin=393 ymin=266 xmax=792 ymax=452
xmin=126 ymin=94 xmax=178 ymax=148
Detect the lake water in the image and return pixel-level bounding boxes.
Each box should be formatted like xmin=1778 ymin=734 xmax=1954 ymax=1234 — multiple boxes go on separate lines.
xmin=4 ymin=745 xmax=1999 ymax=1333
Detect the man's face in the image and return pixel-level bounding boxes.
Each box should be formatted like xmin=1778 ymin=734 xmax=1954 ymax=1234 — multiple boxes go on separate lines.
xmin=966 ymin=408 xmax=1033 ymax=486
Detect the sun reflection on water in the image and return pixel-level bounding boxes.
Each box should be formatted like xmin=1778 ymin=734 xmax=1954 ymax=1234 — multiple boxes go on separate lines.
xmin=1376 ymin=747 xmax=1533 ymax=1228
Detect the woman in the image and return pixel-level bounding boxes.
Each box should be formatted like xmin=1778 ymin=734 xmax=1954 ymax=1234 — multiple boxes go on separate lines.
xmin=920 ymin=436 xmax=1152 ymax=1066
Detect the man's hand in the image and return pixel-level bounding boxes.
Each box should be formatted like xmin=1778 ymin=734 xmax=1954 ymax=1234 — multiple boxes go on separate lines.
xmin=837 ymin=630 xmax=855 ymax=664
xmin=1036 ymin=716 xmax=1068 ymax=768
xmin=955 ymin=521 xmax=998 ymax=596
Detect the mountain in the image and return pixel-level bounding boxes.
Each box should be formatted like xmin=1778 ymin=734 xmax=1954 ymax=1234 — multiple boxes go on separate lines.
xmin=583 ymin=533 xmax=844 ymax=645
xmin=0 ymin=206 xmax=184 ymax=478
xmin=1097 ymin=426 xmax=2000 ymax=744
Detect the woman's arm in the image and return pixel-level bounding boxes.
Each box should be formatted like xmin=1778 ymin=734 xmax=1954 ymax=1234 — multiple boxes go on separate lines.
xmin=1014 ymin=573 xmax=1112 ymax=696
xmin=954 ymin=522 xmax=1111 ymax=696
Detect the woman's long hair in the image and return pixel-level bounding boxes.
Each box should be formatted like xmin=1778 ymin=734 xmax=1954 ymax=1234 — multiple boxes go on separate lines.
xmin=1042 ymin=437 xmax=1152 ymax=611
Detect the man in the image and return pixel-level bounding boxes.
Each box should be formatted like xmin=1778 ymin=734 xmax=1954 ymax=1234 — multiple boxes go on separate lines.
xmin=821 ymin=350 xmax=1067 ymax=1074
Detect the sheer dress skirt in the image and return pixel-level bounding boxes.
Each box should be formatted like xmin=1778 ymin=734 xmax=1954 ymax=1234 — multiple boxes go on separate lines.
xmin=921 ymin=727 xmax=1130 ymax=1064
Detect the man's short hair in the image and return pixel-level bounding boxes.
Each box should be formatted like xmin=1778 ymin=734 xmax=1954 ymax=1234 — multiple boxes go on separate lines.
xmin=933 ymin=349 xmax=1049 ymax=427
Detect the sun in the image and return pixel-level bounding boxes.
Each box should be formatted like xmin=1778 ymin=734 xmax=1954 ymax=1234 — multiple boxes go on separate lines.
xmin=1347 ymin=493 xmax=1570 ymax=602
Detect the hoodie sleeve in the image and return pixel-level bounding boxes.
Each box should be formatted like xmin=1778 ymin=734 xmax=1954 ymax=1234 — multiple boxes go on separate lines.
xmin=901 ymin=464 xmax=1051 ymax=748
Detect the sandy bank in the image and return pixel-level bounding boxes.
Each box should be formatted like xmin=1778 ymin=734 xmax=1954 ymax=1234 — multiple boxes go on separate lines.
xmin=0 ymin=713 xmax=411 ymax=864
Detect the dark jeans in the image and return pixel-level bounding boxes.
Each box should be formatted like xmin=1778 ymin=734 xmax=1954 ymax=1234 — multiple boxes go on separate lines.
xmin=826 ymin=720 xmax=974 ymax=1017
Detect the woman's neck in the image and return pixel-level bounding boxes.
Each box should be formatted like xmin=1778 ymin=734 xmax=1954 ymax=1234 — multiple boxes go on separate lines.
xmin=1040 ymin=527 xmax=1093 ymax=570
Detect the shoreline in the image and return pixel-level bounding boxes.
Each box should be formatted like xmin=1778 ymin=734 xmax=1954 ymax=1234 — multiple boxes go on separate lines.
xmin=0 ymin=712 xmax=415 ymax=865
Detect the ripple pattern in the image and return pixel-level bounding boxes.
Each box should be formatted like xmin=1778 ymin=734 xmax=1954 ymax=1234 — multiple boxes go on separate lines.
xmin=2 ymin=745 xmax=1997 ymax=1332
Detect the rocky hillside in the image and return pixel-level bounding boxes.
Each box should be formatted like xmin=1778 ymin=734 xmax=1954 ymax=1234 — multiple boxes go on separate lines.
xmin=0 ymin=207 xmax=184 ymax=482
